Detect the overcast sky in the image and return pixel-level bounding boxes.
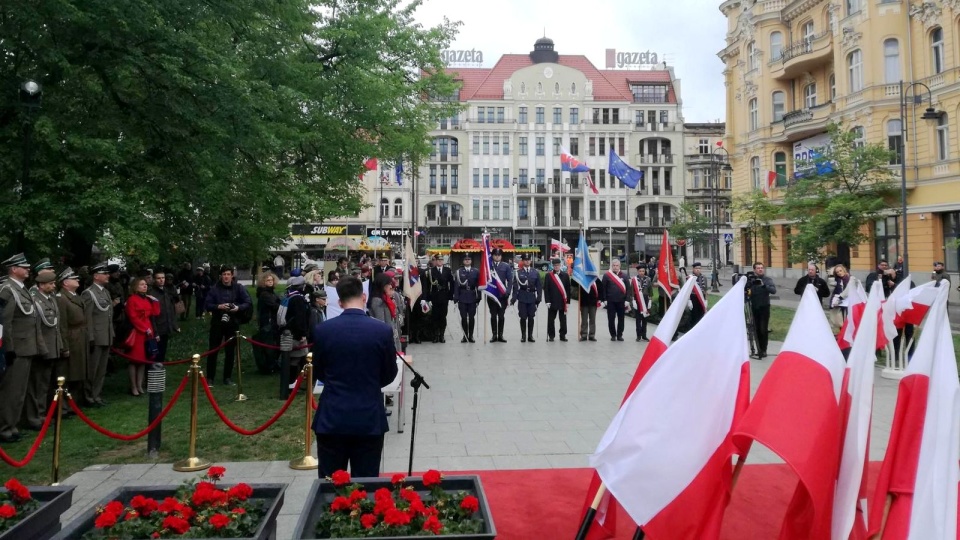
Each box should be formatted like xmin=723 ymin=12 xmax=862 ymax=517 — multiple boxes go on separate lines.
xmin=413 ymin=0 xmax=729 ymax=123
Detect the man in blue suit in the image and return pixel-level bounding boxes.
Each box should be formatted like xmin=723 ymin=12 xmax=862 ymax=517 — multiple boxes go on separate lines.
xmin=311 ymin=276 xmax=399 ymax=477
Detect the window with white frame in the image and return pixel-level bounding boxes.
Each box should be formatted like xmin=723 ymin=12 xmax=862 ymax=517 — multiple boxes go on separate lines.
xmin=772 ymin=91 xmax=786 ymax=122
xmin=698 ymin=138 xmax=710 ymax=154
xmin=770 ymin=32 xmax=783 ymax=61
xmin=848 ymin=50 xmax=863 ymax=92
xmin=829 ymin=73 xmax=836 ymax=100
xmin=747 ymin=42 xmax=759 ymax=71
xmin=884 ymin=39 xmax=900 ymax=83
xmin=851 ymin=126 xmax=865 ymax=148
xmin=750 ymin=157 xmax=760 ymax=189
xmin=804 ymin=83 xmax=817 ymax=108
xmin=393 ymin=198 xmax=403 ymax=218
xmin=380 ymin=198 xmax=389 ymax=218
xmin=749 ymin=98 xmax=759 ymax=130
xmin=802 ymin=21 xmax=815 ymax=43
xmin=931 ymin=27 xmax=945 ymax=75
xmin=846 ymin=0 xmax=861 ymax=15
xmin=888 ymin=119 xmax=902 ymax=165
xmin=937 ymin=114 xmax=949 ymax=161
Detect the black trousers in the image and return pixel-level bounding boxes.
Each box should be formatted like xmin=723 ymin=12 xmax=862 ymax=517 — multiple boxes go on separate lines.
xmin=689 ymin=304 xmax=705 ymax=329
xmin=752 ymin=305 xmax=771 ymax=354
xmin=316 ymin=433 xmax=385 ymax=478
xmin=431 ymin=298 xmax=449 ymax=338
xmin=487 ymin=297 xmax=507 ymax=337
xmin=634 ymin=311 xmax=648 ymax=338
xmin=607 ymin=301 xmax=625 ymax=338
xmin=157 ymin=335 xmax=170 ymax=363
xmin=195 ymin=291 xmax=207 ymax=317
xmin=207 ymin=321 xmax=238 ymax=381
xmin=547 ymin=307 xmax=567 ymax=338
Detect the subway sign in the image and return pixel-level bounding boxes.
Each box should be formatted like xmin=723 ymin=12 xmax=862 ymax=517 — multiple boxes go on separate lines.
xmin=290 ymin=224 xmax=364 ymax=235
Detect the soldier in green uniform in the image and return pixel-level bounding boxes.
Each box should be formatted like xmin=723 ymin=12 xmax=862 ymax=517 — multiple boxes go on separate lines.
xmin=83 ymin=263 xmax=115 ymax=407
xmin=57 ymin=268 xmax=89 ymax=405
xmin=23 ymin=269 xmax=64 ymax=430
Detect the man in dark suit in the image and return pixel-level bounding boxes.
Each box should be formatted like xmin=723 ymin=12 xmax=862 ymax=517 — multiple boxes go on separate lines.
xmin=312 ymin=276 xmax=398 ymax=478
xmin=543 ymin=258 xmax=571 ymax=342
xmin=425 ymin=255 xmax=453 ymax=343
xmin=487 ymin=248 xmax=513 ymax=343
xmin=599 ymin=259 xmax=628 ymax=341
xmin=453 ymin=254 xmax=480 ymax=343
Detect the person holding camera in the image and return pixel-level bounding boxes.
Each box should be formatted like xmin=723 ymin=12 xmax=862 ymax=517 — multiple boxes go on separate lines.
xmin=865 ymin=260 xmax=898 ymax=298
xmin=747 ymin=262 xmax=776 ymax=359
xmin=204 ymin=266 xmax=252 ymax=386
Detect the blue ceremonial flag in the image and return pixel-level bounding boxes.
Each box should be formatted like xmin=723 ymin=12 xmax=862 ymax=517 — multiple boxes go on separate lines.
xmin=572 ymin=232 xmax=598 ymax=292
xmin=608 ymin=149 xmax=643 ymax=189
xmin=395 ymin=161 xmax=404 ymax=186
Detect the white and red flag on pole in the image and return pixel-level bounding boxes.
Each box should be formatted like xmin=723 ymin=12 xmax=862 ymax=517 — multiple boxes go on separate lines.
xmin=891 ymin=278 xmax=940 ymax=328
xmin=691 ymin=275 xmax=709 ymax=311
xmin=584 ymin=172 xmax=599 ymax=195
xmin=733 ymin=285 xmax=847 ymax=539
xmin=656 ymin=230 xmax=679 ymax=297
xmin=837 ymin=281 xmax=868 ymax=350
xmin=763 ymin=171 xmax=777 ymax=194
xmin=868 ymin=285 xmax=959 ymax=539
xmin=832 ymin=285 xmax=883 ymax=540
xmin=589 ymin=277 xmax=750 ymax=539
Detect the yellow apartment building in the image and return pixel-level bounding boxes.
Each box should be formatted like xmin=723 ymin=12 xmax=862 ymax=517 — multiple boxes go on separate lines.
xmin=718 ymin=0 xmax=960 ymax=283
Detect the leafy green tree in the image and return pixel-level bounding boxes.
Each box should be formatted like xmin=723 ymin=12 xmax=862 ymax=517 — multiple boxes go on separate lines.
xmin=732 ymin=189 xmax=779 ymax=264
xmin=0 ymin=0 xmax=460 ymax=265
xmin=782 ymin=122 xmax=897 ymax=265
xmin=669 ymin=201 xmax=713 ymax=260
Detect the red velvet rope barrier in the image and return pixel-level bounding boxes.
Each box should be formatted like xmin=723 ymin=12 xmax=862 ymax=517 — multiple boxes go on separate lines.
xmin=0 ymin=397 xmax=58 ymax=467
xmin=68 ymin=375 xmax=189 ymax=441
xmin=200 ymin=375 xmax=302 ymax=436
xmin=241 ymin=335 xmax=312 ymax=351
xmin=111 ymin=335 xmax=237 ymax=365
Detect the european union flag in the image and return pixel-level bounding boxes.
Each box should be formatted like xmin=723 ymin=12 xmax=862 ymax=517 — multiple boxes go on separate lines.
xmin=572 ymin=232 xmax=598 ymax=292
xmin=395 ymin=161 xmax=404 ymax=186
xmin=608 ymin=149 xmax=643 ymax=189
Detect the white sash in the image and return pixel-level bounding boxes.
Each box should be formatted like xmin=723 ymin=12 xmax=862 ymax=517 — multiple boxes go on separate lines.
xmin=548 ymin=272 xmax=567 ymax=312
xmin=631 ymin=277 xmax=650 ymax=316
xmin=606 ymin=271 xmax=626 ymax=294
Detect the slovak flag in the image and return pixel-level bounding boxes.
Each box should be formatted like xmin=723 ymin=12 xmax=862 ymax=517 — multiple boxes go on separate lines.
xmin=561 ymin=146 xmax=590 ymax=172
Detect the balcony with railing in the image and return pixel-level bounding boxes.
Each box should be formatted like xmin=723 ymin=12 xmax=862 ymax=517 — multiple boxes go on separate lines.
xmin=772 ymin=30 xmax=833 ymax=80
xmin=634 ymin=217 xmax=674 ymax=228
xmin=634 ymin=121 xmax=676 ymax=132
xmin=636 ymin=153 xmax=676 ymax=165
xmin=583 ymin=118 xmax=635 ymax=128
xmin=778 ymin=101 xmax=835 ymax=141
xmin=426 ymin=217 xmax=464 ymax=227
xmin=428 ymin=153 xmax=461 ymax=163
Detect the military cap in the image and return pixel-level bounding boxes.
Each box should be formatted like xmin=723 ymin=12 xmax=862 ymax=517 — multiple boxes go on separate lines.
xmin=33 ymin=258 xmax=53 ymax=273
xmin=2 ymin=253 xmax=31 ymax=268
xmin=58 ymin=267 xmax=80 ymax=282
xmin=107 ymin=263 xmax=121 ymax=273
xmin=491 ymin=248 xmax=503 ymax=256
xmin=304 ymin=263 xmax=319 ymax=273
xmin=934 ymin=261 xmax=944 ymax=266
xmin=520 ymin=254 xmax=531 ymax=261
xmin=91 ymin=262 xmax=110 ymax=274
xmin=551 ymin=258 xmax=561 ymax=265
xmin=462 ymin=253 xmax=472 ymax=260
xmin=432 ymin=254 xmax=443 ymax=260
xmin=36 ymin=269 xmax=57 ymax=284
xmin=692 ymin=262 xmax=702 ymax=268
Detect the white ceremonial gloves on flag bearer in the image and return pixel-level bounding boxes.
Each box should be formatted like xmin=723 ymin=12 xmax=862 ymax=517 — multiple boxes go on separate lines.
xmin=589 ymin=278 xmax=750 ymax=538
xmin=869 ymin=285 xmax=959 ymax=539
xmin=577 ymin=276 xmax=700 ymax=539
xmin=832 ymin=285 xmax=883 ymax=540
xmin=732 ymin=285 xmax=847 ymax=540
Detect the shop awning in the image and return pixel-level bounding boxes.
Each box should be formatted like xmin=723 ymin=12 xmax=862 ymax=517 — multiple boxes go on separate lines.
xmin=324 ymin=236 xmax=361 ymax=251
xmin=358 ymin=236 xmax=391 ymax=251
xmin=513 ymin=245 xmax=541 ymax=254
xmin=451 ymin=238 xmax=483 ymax=252
xmin=425 ymin=246 xmax=452 ymax=255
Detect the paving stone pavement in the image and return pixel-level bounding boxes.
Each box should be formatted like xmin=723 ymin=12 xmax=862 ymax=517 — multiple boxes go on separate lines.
xmin=59 ymin=300 xmax=902 ymax=536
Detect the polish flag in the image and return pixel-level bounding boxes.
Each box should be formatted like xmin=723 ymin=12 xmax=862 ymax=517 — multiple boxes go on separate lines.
xmin=837 ymin=281 xmax=867 ymax=350
xmin=732 ymin=285 xmax=847 ymax=539
xmin=832 ymin=286 xmax=883 ymax=540
xmin=657 ymin=230 xmax=679 ymax=297
xmin=868 ymin=286 xmax=958 ymax=539
xmin=763 ymin=171 xmax=777 ymax=194
xmin=892 ymin=279 xmax=940 ymax=328
xmin=359 ymin=157 xmax=378 ymax=179
xmin=578 ymin=277 xmax=699 ymax=538
xmin=590 ymin=278 xmax=750 ymax=539
xmin=716 ymin=140 xmax=724 ymax=147
xmin=691 ymin=275 xmax=709 ymax=311
xmin=584 ymin=172 xmax=599 ymax=195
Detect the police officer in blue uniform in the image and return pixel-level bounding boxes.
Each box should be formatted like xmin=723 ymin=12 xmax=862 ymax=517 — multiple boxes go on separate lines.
xmin=453 ymin=254 xmax=480 ymax=343
xmin=511 ymin=254 xmax=542 ymax=343
xmin=487 ymin=248 xmax=514 ymax=343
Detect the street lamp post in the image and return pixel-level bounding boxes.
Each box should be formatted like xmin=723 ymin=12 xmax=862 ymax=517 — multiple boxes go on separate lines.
xmin=710 ymin=146 xmax=732 ymax=292
xmin=899 ymin=80 xmax=944 ymax=278
xmin=17 ymin=80 xmax=42 ymax=252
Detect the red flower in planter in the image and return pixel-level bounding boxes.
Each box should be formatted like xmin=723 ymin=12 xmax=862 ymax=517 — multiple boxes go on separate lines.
xmin=94 ymin=511 xmax=118 ymax=529
xmin=192 ymin=486 xmax=228 ymax=507
xmin=383 ymin=507 xmax=411 ymax=527
xmin=360 ymin=513 xmax=377 ymax=529
xmin=0 ymin=504 xmax=16 ymax=519
xmin=374 ymin=495 xmax=395 ymax=516
xmin=330 ymin=496 xmax=351 ymax=512
xmin=159 ymin=497 xmax=180 ymax=515
xmin=391 ymin=473 xmax=406 ymax=485
xmin=330 ymin=470 xmax=350 ymax=486
xmin=423 ymin=514 xmax=443 ymax=534
xmin=209 ymin=513 xmax=231 ymax=529
xmin=460 ymin=495 xmax=479 ymax=514
xmin=231 ymin=507 xmax=247 ymax=515
xmin=227 ymin=483 xmax=253 ymax=501
xmin=3 ymin=479 xmax=30 ymax=504
xmin=399 ymin=489 xmax=420 ymax=503
xmin=206 ymin=466 xmax=227 ymax=481
xmin=104 ymin=501 xmax=125 ymax=516
xmin=130 ymin=495 xmax=159 ymax=517
xmin=373 ymin=488 xmax=392 ymax=502
xmin=162 ymin=515 xmax=191 ymax=535
xmin=407 ymin=498 xmax=427 ymax=517
xmin=422 ymin=469 xmax=442 ymax=487
xmin=349 ymin=489 xmax=367 ymax=502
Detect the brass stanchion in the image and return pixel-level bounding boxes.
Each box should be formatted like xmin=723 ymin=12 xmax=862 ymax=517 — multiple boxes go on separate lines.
xmin=289 ymin=353 xmax=318 ymax=470
xmin=234 ymin=331 xmax=247 ymax=402
xmin=51 ymin=377 xmax=65 ymax=485
xmin=173 ymin=354 xmax=211 ymax=472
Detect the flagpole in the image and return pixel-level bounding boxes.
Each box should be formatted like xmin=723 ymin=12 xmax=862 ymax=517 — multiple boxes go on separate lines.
xmin=574 ymin=483 xmax=607 ymax=540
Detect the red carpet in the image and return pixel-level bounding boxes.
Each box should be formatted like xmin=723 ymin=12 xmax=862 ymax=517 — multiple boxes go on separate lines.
xmin=444 ymin=463 xmax=881 ymax=539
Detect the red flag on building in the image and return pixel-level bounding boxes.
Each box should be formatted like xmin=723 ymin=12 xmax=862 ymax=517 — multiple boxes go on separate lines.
xmin=358 ymin=157 xmax=378 ymax=179
xmin=763 ymin=171 xmax=777 ymax=194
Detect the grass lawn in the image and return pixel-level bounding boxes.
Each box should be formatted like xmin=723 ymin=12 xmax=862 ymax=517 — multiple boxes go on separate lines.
xmin=2 ymin=293 xmax=308 ymax=485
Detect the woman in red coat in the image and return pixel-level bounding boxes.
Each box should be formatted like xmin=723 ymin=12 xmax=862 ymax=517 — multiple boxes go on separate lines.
xmin=125 ymin=277 xmax=161 ymax=396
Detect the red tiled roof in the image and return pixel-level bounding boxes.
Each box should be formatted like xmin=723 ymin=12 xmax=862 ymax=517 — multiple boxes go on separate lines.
xmin=446 ymin=54 xmax=676 ymax=103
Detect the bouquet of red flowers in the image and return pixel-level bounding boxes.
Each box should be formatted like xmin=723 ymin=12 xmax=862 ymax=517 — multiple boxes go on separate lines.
xmin=0 ymin=479 xmax=40 ymax=534
xmin=316 ymin=470 xmax=484 ymax=538
xmin=83 ymin=466 xmax=265 ymax=539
